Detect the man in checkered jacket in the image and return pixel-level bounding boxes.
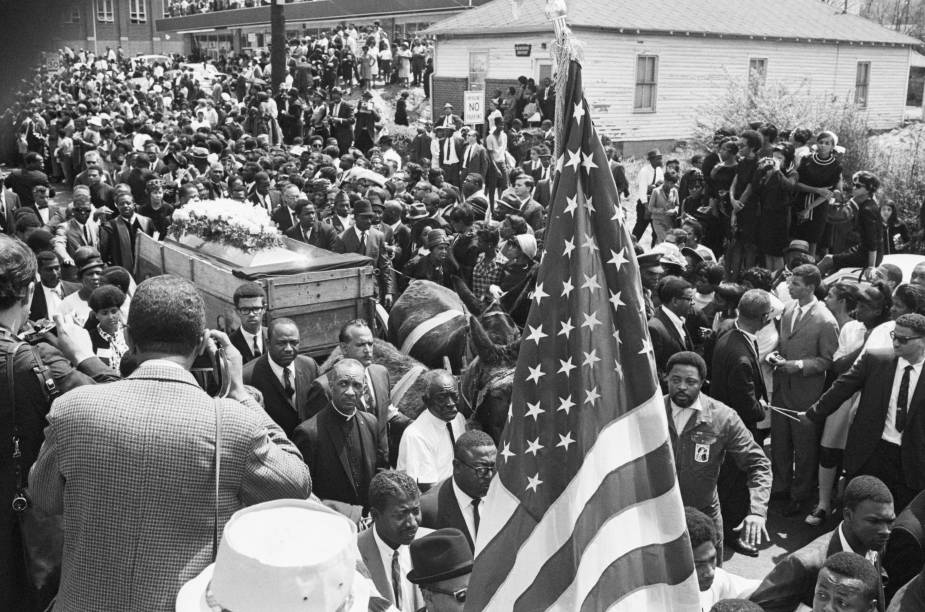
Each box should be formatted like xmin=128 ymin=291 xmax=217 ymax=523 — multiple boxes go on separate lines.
xmin=30 ymin=275 xmax=312 ymax=611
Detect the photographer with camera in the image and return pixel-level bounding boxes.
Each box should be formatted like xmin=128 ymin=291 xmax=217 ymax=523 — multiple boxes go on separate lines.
xmin=29 ymin=274 xmax=312 ymax=611
xmin=0 ymin=234 xmax=120 ymax=611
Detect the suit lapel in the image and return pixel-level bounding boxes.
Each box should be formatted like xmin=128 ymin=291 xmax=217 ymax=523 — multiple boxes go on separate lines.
xmin=258 ymin=357 xmax=289 ymax=402
xmin=295 ymin=360 xmax=313 ymax=421
xmin=359 ymin=529 xmax=392 ymax=604
xmin=440 ymin=480 xmax=473 ymax=548
xmin=788 ymin=302 xmax=816 ymax=339
xmin=657 ymin=309 xmax=685 ymax=350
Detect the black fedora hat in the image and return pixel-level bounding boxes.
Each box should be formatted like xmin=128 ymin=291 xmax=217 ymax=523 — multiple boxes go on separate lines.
xmin=407 ymin=528 xmax=473 ymax=585
xmin=353 ymin=199 xmax=376 ymax=217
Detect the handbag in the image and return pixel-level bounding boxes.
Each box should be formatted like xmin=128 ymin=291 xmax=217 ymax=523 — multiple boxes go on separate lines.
xmin=4 ymin=341 xmax=64 ymax=595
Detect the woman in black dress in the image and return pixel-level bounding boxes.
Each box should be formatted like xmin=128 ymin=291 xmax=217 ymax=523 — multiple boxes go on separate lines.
xmin=752 ymin=143 xmax=797 ymax=272
xmin=793 ymin=130 xmax=842 ymax=256
xmin=818 ymin=171 xmax=882 ymax=275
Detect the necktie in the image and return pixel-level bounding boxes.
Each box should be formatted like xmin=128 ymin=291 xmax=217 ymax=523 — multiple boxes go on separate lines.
xmin=464 ymin=145 xmax=472 ymax=168
xmin=83 ymin=223 xmax=92 ymax=245
xmin=791 ymin=307 xmax=803 ymax=334
xmin=252 ymin=335 xmax=261 ymax=357
xmin=362 ymin=381 xmax=374 ymax=412
xmin=897 ymin=364 xmax=913 ymax=433
xmin=303 ymin=227 xmax=312 ymax=244
xmin=446 ymin=421 xmax=456 ymax=447
xmin=472 ymin=498 xmax=481 ymax=535
xmin=444 ymin=138 xmax=452 ymax=163
xmin=359 ymin=231 xmax=367 ymax=254
xmin=283 ymin=366 xmax=294 ymax=403
xmin=391 ymin=550 xmax=402 ymax=608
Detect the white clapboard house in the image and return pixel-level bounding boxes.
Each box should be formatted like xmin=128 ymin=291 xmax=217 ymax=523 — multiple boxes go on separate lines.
xmin=424 ymin=0 xmax=921 ymax=154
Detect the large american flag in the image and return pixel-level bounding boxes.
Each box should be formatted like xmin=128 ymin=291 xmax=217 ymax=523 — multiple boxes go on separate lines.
xmin=465 ymin=60 xmax=700 ymax=610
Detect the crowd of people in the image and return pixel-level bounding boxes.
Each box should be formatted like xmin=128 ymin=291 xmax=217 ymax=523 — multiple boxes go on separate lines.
xmin=165 ymin=0 xmax=315 ymax=18
xmin=1 ymin=24 xmax=925 ymax=612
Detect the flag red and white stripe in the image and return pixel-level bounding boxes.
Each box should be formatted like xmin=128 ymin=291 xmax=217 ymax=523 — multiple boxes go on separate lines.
xmin=465 ymin=59 xmax=699 ymax=611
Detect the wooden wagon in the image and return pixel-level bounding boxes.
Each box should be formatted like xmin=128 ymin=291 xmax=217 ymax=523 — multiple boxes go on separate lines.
xmin=135 ymin=233 xmax=375 ymax=359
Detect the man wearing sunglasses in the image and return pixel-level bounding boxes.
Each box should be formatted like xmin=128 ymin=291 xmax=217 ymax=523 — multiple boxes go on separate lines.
xmin=408 ymin=528 xmax=473 ymax=612
xmin=805 ymin=313 xmax=925 ymax=510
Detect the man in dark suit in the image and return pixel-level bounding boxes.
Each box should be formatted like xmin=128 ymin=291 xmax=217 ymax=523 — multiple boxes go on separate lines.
xmin=537 ymin=77 xmax=555 ymax=120
xmin=436 ymin=103 xmax=463 ymax=132
xmin=305 ymin=320 xmax=410 ymax=466
xmin=420 ymin=430 xmax=496 ymax=551
xmin=883 ymin=490 xmax=925 ymax=603
xmin=435 ymin=126 xmax=463 ymax=188
xmin=750 ymin=476 xmax=894 ymax=612
xmin=459 ymin=129 xmax=490 ymax=184
xmin=328 ymin=87 xmax=355 ymax=155
xmin=284 ymin=200 xmax=337 ymax=251
xmin=292 ymin=359 xmax=386 ymax=509
xmin=806 ymin=313 xmax=925 ymax=511
xmin=773 ymin=264 xmax=839 ymax=517
xmin=271 ymin=184 xmax=301 ymax=233
xmin=332 ymin=200 xmax=394 ymax=308
xmin=64 ymin=191 xmax=99 ymax=261
xmin=357 ymin=471 xmax=427 ymax=611
xmin=98 ymin=192 xmax=153 ymax=272
xmin=30 ymin=251 xmax=80 ymax=321
xmin=242 ymin=317 xmax=319 ymax=437
xmin=381 ymin=200 xmax=413 ymax=272
xmin=648 ymin=276 xmax=695 ymax=382
xmin=248 ymin=171 xmax=281 ymax=214
xmin=510 ymin=174 xmax=545 ymax=233
xmin=0 ymin=183 xmax=22 ymax=234
xmin=229 ymin=281 xmax=268 ymax=364
xmin=710 ymin=290 xmax=772 ymax=559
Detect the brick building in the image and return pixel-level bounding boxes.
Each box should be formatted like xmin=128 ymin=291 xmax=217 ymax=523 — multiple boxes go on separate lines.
xmin=55 ymin=0 xmax=185 ymax=56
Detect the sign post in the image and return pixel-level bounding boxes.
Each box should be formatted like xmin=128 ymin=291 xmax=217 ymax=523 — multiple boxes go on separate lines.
xmin=463 ymin=91 xmax=484 ymax=126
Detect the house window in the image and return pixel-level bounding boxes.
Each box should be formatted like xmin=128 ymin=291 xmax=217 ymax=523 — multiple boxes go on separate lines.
xmin=856 ymin=62 xmax=870 ymax=108
xmin=130 ymin=0 xmax=147 ymax=23
xmin=468 ymin=51 xmax=488 ymax=91
xmin=634 ymin=55 xmax=658 ymax=112
xmin=748 ymin=58 xmax=767 ymax=92
xmin=97 ymin=0 xmax=114 ymax=22
xmin=64 ymin=4 xmax=81 ymax=22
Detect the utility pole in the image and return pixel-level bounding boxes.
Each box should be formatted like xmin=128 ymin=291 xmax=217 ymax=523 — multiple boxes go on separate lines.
xmin=270 ymin=0 xmax=286 ymax=93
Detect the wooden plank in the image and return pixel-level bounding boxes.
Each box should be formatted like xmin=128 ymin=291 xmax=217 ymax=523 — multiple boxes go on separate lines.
xmin=268 ymin=266 xmax=375 ymax=308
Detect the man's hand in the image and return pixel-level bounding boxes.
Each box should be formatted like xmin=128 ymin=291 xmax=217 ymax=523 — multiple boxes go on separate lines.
xmin=817 ymin=254 xmax=834 ymax=274
xmin=798 ymin=411 xmax=815 ymax=428
xmin=731 ymin=198 xmax=744 ymax=212
xmin=51 ymin=314 xmax=94 ymax=365
xmin=734 ymin=514 xmax=769 ymax=547
xmin=207 ymin=329 xmax=247 ymax=401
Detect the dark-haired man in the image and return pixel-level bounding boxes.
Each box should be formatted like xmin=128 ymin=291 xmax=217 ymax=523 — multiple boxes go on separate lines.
xmin=358 ymin=470 xmax=429 ymax=611
xmin=229 ymin=281 xmax=268 ymax=364
xmin=98 ymin=191 xmax=153 ymax=271
xmin=664 ymin=351 xmax=771 ymax=559
xmin=284 ymin=199 xmax=337 ymax=250
xmin=812 ymin=552 xmax=881 ymax=612
xmin=648 ymin=276 xmax=695 ymax=382
xmin=243 ymin=317 xmax=319 ymax=437
xmin=806 ymin=313 xmax=925 ymax=511
xmin=30 ymin=275 xmax=311 ymax=611
xmin=685 ymin=507 xmax=759 ymax=609
xmin=750 ymin=475 xmax=894 ymax=612
xmin=420 ymin=431 xmax=496 ymax=551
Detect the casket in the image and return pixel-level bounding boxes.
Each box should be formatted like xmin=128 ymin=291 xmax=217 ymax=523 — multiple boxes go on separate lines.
xmin=136 ymin=233 xmax=376 ymax=358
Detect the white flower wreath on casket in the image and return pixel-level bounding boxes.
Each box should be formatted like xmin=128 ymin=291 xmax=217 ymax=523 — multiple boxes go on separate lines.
xmin=169 ymin=198 xmax=285 ymax=252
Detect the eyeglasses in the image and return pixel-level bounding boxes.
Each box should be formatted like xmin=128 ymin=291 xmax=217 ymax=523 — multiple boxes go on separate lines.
xmin=237 ymin=306 xmax=265 ymax=315
xmin=852 ymin=182 xmax=865 ymax=188
xmin=422 ymin=586 xmax=467 ymax=603
xmin=458 ymin=459 xmax=496 ymax=478
xmin=891 ymin=332 xmax=923 ymax=344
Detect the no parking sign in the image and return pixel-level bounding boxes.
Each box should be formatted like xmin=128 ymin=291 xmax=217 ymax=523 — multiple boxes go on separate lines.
xmin=463 ymin=91 xmax=484 ymax=125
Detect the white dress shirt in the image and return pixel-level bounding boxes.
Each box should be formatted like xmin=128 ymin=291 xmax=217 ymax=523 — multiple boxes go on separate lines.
xmin=790 ymin=298 xmax=817 ymax=334
xmin=671 ymin=396 xmax=703 ymax=434
xmin=58 ymin=292 xmax=91 ymax=327
xmin=267 ymin=355 xmax=295 ymax=405
xmin=661 ymin=305 xmax=687 ymax=344
xmin=699 ymin=567 xmax=759 ymax=611
xmin=883 ymin=357 xmax=924 ymax=445
xmin=397 ymin=410 xmax=467 ymax=485
xmin=239 ymin=327 xmax=263 ymax=355
xmin=838 ymin=522 xmax=879 ymax=565
xmin=371 ymin=526 xmax=416 ymax=612
xmin=41 ymin=283 xmax=64 ymax=318
xmin=451 ymin=479 xmax=479 ymax=542
xmin=636 ymin=164 xmax=664 ymax=203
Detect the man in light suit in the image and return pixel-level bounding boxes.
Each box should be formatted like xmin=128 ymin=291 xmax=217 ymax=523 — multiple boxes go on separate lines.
xmin=63 ymin=189 xmax=100 ymax=261
xmin=98 ymin=192 xmax=153 ymax=272
xmin=749 ymin=476 xmax=893 ymax=612
xmin=511 ymin=174 xmax=545 ymax=233
xmin=806 ymin=313 xmax=925 ymax=511
xmin=29 ymin=275 xmax=312 ymax=612
xmin=305 ymin=320 xmax=411 ymax=467
xmin=332 ymin=199 xmax=394 ymax=308
xmin=771 ymin=264 xmax=839 ymax=517
xmin=229 ymin=281 xmax=268 ymax=365
xmin=271 ymin=183 xmax=301 ymax=233
xmin=420 ymin=431 xmax=496 ymax=551
xmin=243 ymin=317 xmax=319 ymax=437
xmin=284 ymin=199 xmax=337 ymax=251
xmin=292 ymin=359 xmax=387 ymax=510
xmin=358 ymin=470 xmax=429 ymax=612
xmin=435 ymin=126 xmax=464 ymax=188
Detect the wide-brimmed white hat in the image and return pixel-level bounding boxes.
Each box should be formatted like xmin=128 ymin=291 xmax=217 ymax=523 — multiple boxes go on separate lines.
xmin=176 ymin=499 xmax=369 ymax=612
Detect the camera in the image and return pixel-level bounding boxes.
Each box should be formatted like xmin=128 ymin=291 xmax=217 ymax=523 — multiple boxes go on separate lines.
xmin=190 ymin=340 xmax=231 ymax=398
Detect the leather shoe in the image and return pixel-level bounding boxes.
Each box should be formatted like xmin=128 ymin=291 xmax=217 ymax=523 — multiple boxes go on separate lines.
xmin=783 ymin=500 xmax=804 ymax=517
xmin=727 ymin=537 xmax=760 ymax=557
